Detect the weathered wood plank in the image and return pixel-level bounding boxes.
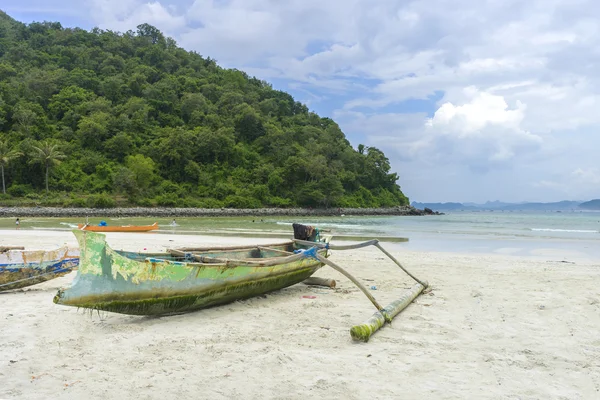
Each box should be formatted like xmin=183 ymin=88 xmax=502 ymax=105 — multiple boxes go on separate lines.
xmin=302 ymin=277 xmax=336 ymax=288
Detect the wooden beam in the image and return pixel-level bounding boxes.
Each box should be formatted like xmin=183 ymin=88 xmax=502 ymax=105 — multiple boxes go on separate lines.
xmin=176 ymin=241 xmax=293 ymax=252
xmin=302 ymin=277 xmax=336 ymax=288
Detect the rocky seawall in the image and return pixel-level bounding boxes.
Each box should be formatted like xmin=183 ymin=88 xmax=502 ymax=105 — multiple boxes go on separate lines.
xmin=0 ymin=206 xmax=442 ymax=218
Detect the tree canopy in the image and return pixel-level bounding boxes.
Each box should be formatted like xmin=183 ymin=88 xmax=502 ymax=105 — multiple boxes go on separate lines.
xmin=0 ymin=11 xmax=409 ymax=208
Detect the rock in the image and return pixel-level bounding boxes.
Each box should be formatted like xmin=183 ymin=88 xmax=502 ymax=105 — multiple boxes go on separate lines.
xmin=407 ymin=207 xmax=424 ymax=216
xmin=406 ymin=206 xmax=445 ymax=216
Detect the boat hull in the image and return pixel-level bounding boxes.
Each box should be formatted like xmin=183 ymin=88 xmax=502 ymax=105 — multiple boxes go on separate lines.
xmin=0 ymin=247 xmax=80 ymax=292
xmin=76 ymin=222 xmax=159 ymax=232
xmin=54 ymin=230 xmax=327 ymax=315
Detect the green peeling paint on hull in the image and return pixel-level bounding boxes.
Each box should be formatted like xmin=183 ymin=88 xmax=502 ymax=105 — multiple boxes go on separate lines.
xmin=55 ymin=266 xmax=317 ymax=315
xmin=54 ymin=230 xmax=327 ymax=316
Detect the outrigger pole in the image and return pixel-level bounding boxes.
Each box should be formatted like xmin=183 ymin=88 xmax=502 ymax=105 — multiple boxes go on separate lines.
xmin=293 ymin=239 xmax=429 ymax=342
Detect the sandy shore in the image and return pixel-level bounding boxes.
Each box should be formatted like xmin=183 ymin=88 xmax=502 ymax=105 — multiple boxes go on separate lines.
xmin=1 ymin=230 xmax=599 ymax=399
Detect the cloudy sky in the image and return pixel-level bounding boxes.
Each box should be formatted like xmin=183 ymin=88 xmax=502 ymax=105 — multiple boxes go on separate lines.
xmin=4 ymin=0 xmax=600 ymax=203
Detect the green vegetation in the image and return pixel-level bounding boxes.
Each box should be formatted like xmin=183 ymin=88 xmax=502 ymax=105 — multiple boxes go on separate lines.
xmin=0 ymin=11 xmax=409 ymax=208
xmin=0 ymin=139 xmax=21 ymax=193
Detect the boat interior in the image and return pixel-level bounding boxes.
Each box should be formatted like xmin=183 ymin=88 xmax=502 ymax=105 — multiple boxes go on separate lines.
xmin=114 ymin=241 xmax=306 ymax=263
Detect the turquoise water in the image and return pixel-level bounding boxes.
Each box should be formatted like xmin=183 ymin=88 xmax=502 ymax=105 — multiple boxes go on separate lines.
xmin=277 ymin=211 xmax=600 ymax=258
xmin=372 ymin=211 xmax=600 ymax=258
xmin=2 ymin=211 xmax=599 ymax=259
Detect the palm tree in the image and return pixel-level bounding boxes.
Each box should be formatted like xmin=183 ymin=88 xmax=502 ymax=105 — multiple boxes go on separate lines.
xmin=30 ymin=141 xmax=66 ymax=194
xmin=0 ymin=140 xmax=22 ymax=194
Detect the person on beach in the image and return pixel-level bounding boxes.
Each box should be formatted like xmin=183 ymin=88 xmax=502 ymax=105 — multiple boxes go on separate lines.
xmin=15 ymin=218 xmax=20 ymax=229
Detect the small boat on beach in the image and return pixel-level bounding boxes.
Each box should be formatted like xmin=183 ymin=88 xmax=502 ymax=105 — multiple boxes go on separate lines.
xmin=77 ymin=222 xmax=159 ymax=233
xmin=53 ymin=228 xmax=330 ymax=316
xmin=0 ymin=247 xmax=80 ymax=292
xmin=54 ymin=224 xmax=430 ymax=342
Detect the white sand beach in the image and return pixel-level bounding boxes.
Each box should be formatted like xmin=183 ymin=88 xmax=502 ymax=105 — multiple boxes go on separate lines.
xmin=1 ymin=230 xmax=599 ymax=399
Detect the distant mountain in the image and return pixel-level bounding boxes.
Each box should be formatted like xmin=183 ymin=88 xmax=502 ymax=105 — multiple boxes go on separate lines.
xmin=578 ymin=199 xmax=600 ymax=210
xmin=412 ymin=200 xmax=588 ymax=211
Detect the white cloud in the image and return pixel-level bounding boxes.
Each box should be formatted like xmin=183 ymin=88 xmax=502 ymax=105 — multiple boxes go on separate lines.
xmin=531 ymin=167 xmax=600 ymax=201
xmin=572 ymin=168 xmax=600 ymax=185
xmin=337 ymin=88 xmax=543 ymax=171
xmin=427 ymin=88 xmax=527 ymax=136
xmin=424 ymin=87 xmax=542 ymax=162
xmin=89 ymin=0 xmax=186 ymax=35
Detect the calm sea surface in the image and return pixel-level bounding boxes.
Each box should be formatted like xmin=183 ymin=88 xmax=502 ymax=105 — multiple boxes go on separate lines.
xmin=2 ymin=211 xmax=599 ymax=259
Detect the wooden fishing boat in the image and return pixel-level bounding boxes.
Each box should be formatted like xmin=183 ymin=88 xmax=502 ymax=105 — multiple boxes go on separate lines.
xmin=54 ymin=224 xmax=431 ymax=342
xmin=0 ymin=247 xmax=80 ymax=292
xmin=77 ymin=222 xmax=158 ymax=233
xmin=53 ymin=229 xmax=330 ymax=315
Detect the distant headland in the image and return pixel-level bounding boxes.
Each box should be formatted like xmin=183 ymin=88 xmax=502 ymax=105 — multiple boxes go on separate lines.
xmin=412 ymin=199 xmax=600 ymax=211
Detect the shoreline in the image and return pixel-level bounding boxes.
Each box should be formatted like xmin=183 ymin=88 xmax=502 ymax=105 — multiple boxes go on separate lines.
xmin=0 ymin=206 xmax=441 ymax=218
xmin=0 ymin=228 xmax=596 ymax=263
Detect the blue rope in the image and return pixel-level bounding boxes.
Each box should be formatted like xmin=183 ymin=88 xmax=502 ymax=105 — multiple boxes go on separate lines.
xmin=294 ymin=247 xmax=319 ymax=260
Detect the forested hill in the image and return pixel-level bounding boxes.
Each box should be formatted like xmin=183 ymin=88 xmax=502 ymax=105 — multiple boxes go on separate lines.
xmin=0 ymin=11 xmax=409 ymax=209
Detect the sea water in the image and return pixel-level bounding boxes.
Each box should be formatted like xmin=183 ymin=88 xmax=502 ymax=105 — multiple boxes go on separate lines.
xmin=275 ymin=211 xmax=600 ymax=259
xmin=1 ymin=211 xmax=599 ymax=259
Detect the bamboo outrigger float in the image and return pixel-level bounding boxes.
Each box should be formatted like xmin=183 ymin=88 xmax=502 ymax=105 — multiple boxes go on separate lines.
xmin=292 ymin=238 xmax=428 ymax=342
xmin=54 ymin=225 xmax=428 ymax=341
xmin=0 ymin=247 xmax=80 ymax=292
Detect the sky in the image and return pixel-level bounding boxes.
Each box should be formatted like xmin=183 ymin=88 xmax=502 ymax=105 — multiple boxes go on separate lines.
xmin=3 ymin=0 xmax=600 ymax=203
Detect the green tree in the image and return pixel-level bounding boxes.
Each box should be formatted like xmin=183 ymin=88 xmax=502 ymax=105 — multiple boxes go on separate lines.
xmin=0 ymin=139 xmax=22 ymax=194
xmin=180 ymin=92 xmax=209 ymax=122
xmin=125 ymin=154 xmax=156 ymax=192
xmin=112 ymin=166 xmax=138 ymax=199
xmin=30 ymin=141 xmax=66 ymax=193
xmin=13 ymin=104 xmax=38 ymax=135
xmin=137 ymin=23 xmax=166 ymax=46
xmin=77 ymin=112 xmax=112 ymax=149
xmin=48 ymin=86 xmax=95 ymax=120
